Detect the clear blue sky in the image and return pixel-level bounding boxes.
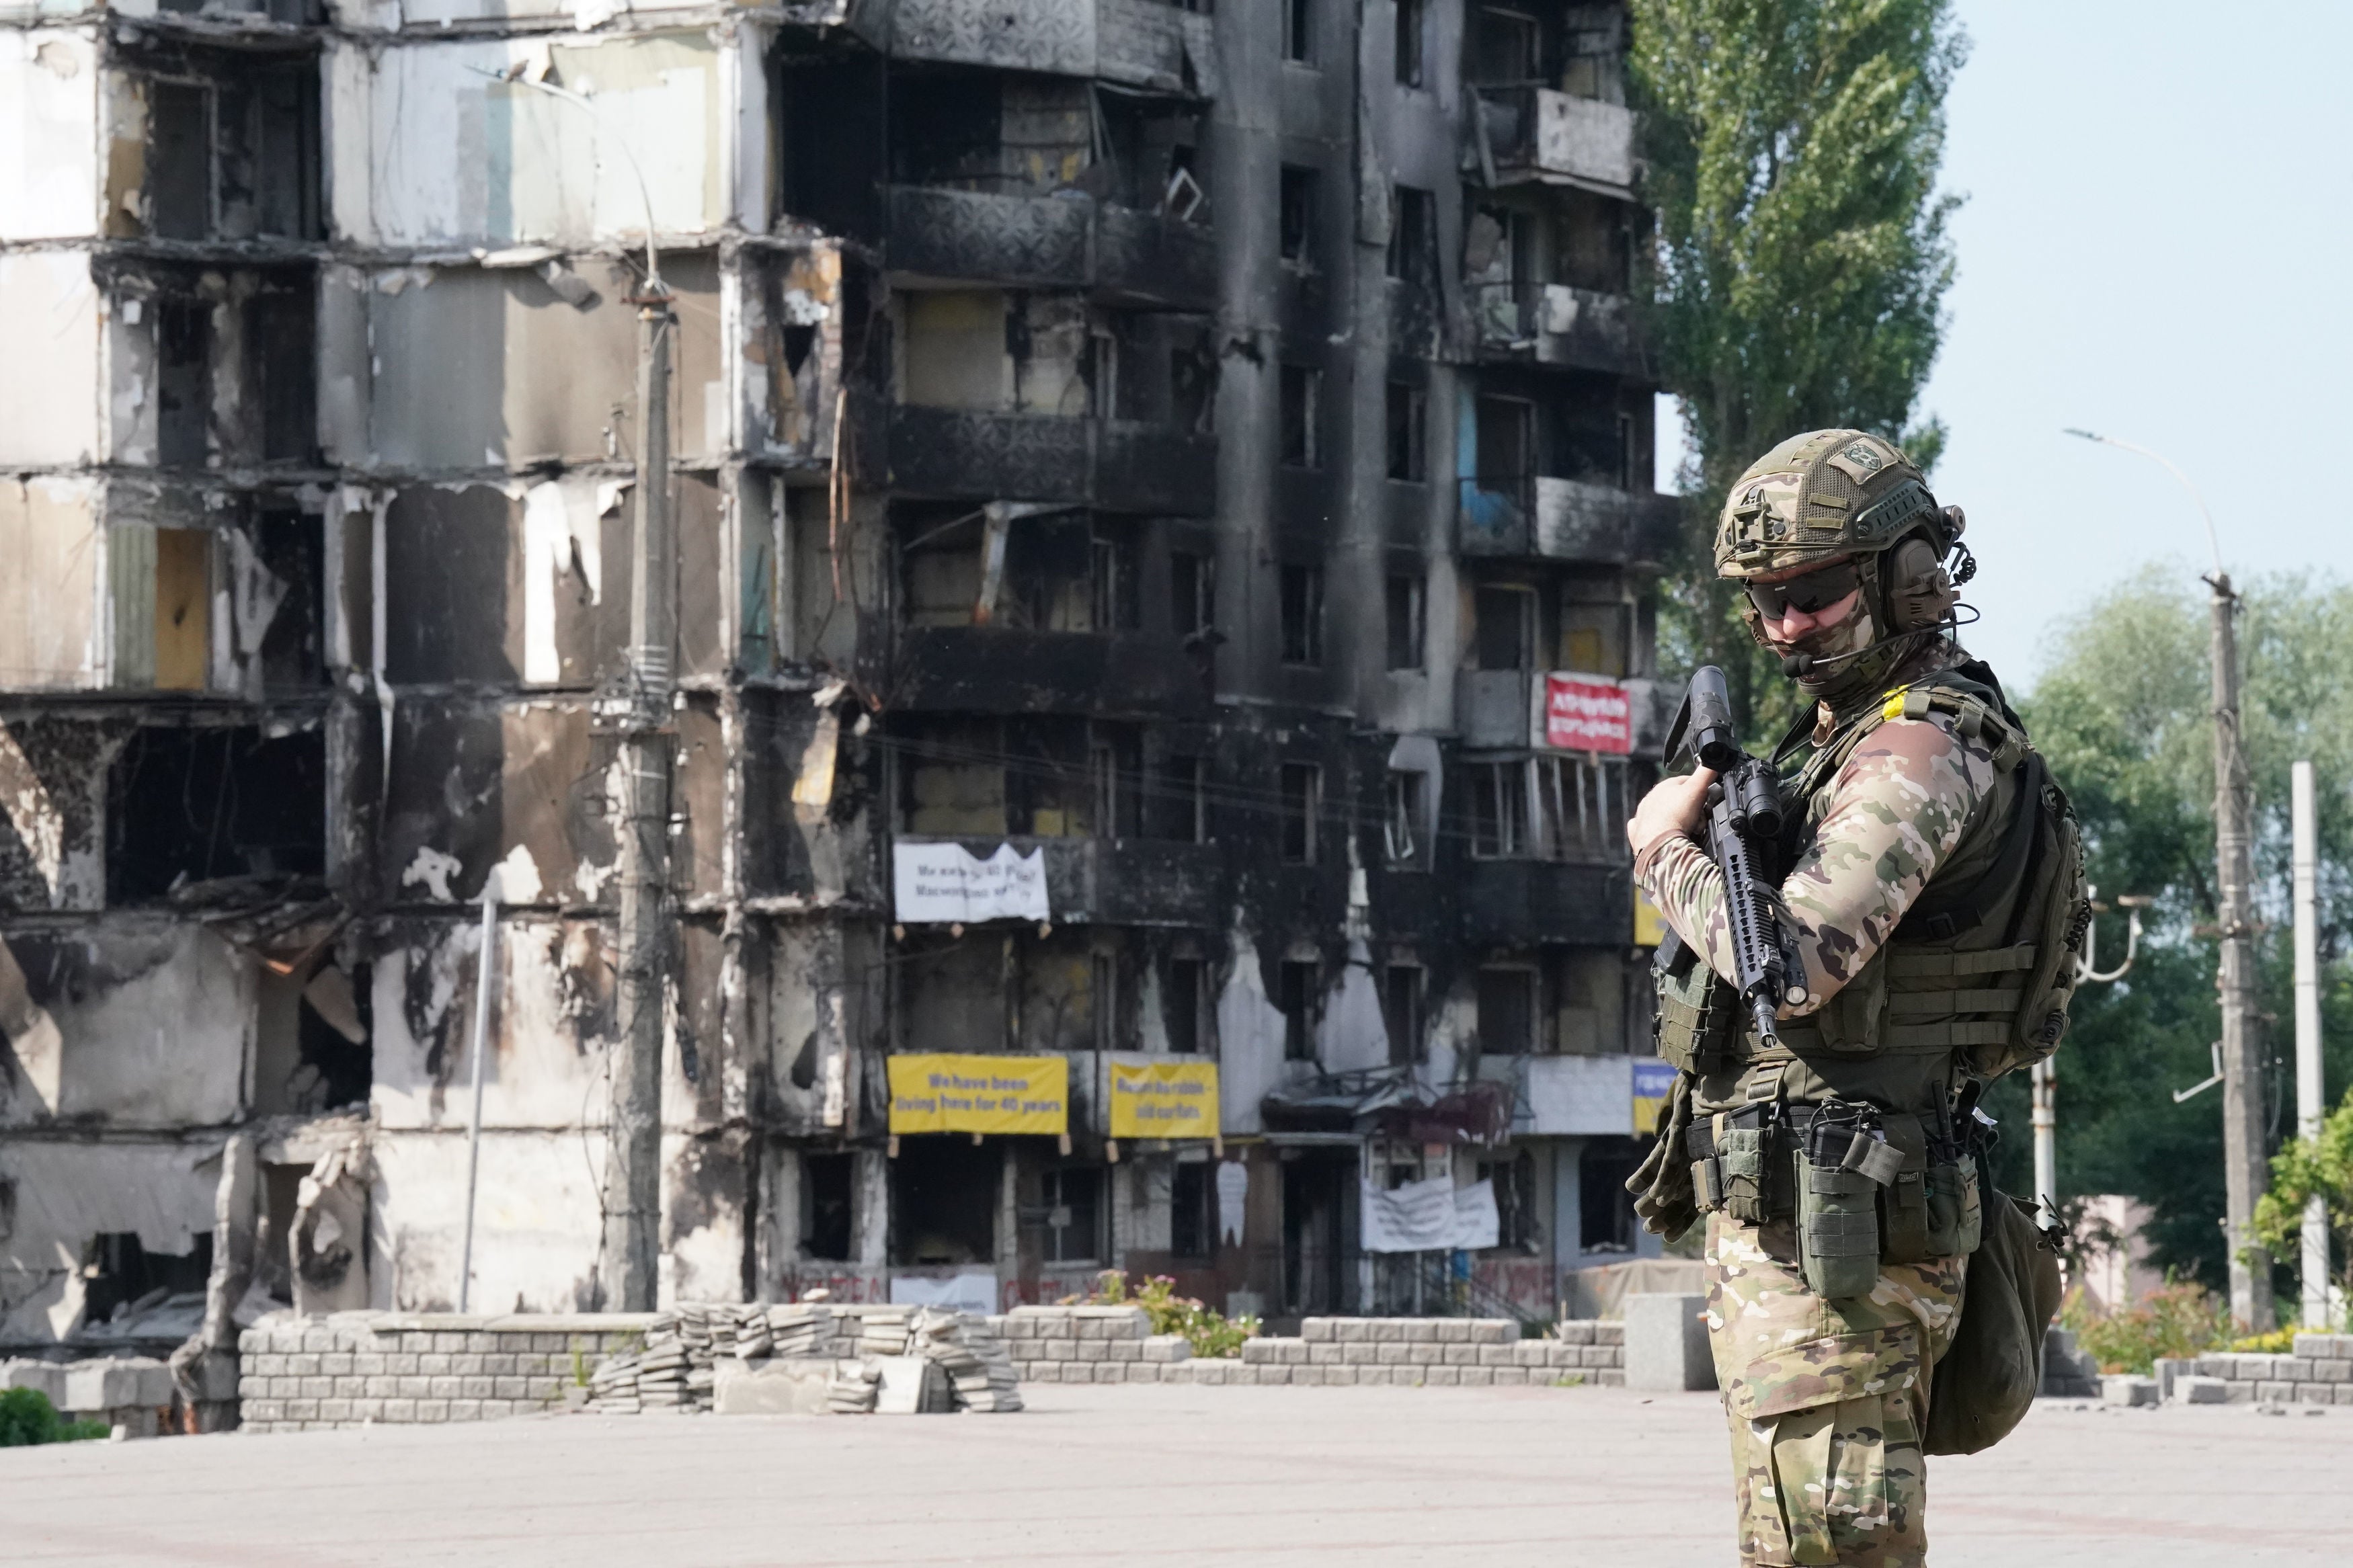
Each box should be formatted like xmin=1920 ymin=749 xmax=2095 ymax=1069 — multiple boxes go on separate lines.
xmin=1663 ymin=1 xmax=2353 ymax=686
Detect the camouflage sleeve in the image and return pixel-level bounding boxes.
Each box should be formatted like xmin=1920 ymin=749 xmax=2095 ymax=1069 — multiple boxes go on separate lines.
xmin=1637 ymin=715 xmax=1998 ymax=1010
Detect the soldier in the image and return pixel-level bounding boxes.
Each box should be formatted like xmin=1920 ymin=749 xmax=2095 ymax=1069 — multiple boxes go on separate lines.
xmin=1623 ymin=429 xmax=2082 ymax=1567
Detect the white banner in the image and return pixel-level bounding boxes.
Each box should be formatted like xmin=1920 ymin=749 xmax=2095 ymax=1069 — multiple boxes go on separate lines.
xmin=887 ymin=1271 xmax=1000 ymax=1315
xmin=1451 ymin=1178 xmax=1500 ymax=1252
xmin=892 ymin=842 xmax=1051 ymax=923
xmin=1359 ymin=1177 xmax=1501 ymax=1253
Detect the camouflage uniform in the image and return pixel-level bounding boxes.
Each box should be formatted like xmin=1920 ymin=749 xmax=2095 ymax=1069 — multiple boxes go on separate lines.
xmin=1642 ymin=645 xmax=1992 ymax=1567
xmin=1633 ymin=429 xmax=2063 ymax=1568
xmin=1638 ymin=644 xmax=2001 ymax=1016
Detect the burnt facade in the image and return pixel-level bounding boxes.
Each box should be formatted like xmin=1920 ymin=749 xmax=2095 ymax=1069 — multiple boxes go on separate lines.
xmin=1 ymin=0 xmax=1669 ymax=1350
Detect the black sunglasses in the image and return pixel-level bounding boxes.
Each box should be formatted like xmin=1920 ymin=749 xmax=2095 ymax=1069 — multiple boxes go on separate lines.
xmin=1745 ymin=561 xmax=1860 ymax=619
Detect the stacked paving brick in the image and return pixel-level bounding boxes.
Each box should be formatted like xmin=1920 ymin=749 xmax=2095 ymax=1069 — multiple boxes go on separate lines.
xmin=994 ymin=1307 xmax=1624 ymax=1387
xmin=238 ymin=1312 xmax=657 ymax=1433
xmin=586 ymin=1302 xmax=1022 ymax=1416
xmin=2151 ymin=1333 xmax=2353 ymax=1407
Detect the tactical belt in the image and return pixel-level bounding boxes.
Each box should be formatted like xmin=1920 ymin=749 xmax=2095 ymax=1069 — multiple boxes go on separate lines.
xmin=1685 ymin=1104 xmax=1819 ymax=1160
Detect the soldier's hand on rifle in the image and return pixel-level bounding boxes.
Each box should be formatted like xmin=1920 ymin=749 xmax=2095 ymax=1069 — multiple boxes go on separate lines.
xmin=1627 ymin=766 xmax=1716 ymax=859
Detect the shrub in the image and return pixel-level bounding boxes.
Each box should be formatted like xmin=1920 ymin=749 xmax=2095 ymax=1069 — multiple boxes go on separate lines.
xmin=0 ymin=1388 xmax=110 ymax=1447
xmin=2060 ymin=1278 xmax=2234 ymax=1374
xmin=1071 ymin=1270 xmax=1261 ymax=1360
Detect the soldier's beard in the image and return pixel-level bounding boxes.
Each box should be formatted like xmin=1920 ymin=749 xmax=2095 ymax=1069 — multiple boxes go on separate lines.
xmin=1771 ymin=606 xmax=1897 ymax=707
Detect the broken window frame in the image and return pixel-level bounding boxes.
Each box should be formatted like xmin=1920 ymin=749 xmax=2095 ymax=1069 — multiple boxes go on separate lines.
xmin=1533 ymin=753 xmax=1627 ymax=864
xmin=1283 ymin=0 xmax=1315 ymax=65
xmin=1279 ymin=762 xmax=1321 ymax=865
xmin=1279 ymin=561 xmax=1324 ymax=666
xmin=1474 ymin=583 xmax=1536 ymax=671
xmin=1149 ymin=753 xmax=1209 ymax=845
xmin=1279 ymin=364 xmax=1321 ymax=468
xmin=1475 ymin=394 xmax=1536 ymax=511
xmin=1165 ymin=955 xmax=1208 ymax=1054
xmin=1467 ymin=759 xmax=1531 ymax=860
xmin=140 ymin=58 xmax=323 ymax=244
xmin=1580 ymin=1140 xmax=1644 ymax=1254
xmin=1385 ymin=380 xmax=1428 ymax=483
xmin=1170 ymin=1159 xmax=1215 ymax=1259
xmin=1171 ymin=548 xmax=1215 ymax=636
xmin=1384 ymin=770 xmax=1424 ymax=864
xmin=1382 ymin=962 xmax=1425 ymax=1067
xmin=801 ymin=1153 xmax=856 ymax=1262
xmin=1470 ymin=5 xmax=1544 ymax=87
xmin=1396 ymin=0 xmax=1429 ymax=87
xmin=1279 ymin=958 xmax=1320 ymax=1061
xmin=1476 ymin=963 xmax=1538 ymax=1055
xmin=1479 ymin=1150 xmax=1542 ymax=1252
xmin=1386 ymin=185 xmax=1437 ymax=287
xmin=1384 ymin=571 xmax=1425 ymax=671
xmin=1278 ymin=165 xmax=1320 ymax=265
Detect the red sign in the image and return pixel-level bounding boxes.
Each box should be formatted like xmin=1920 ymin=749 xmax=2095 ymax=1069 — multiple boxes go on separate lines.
xmin=1543 ymin=673 xmax=1632 ymax=754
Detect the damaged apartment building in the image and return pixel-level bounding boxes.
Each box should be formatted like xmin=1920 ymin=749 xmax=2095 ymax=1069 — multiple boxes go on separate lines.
xmin=0 ymin=0 xmax=1673 ymax=1359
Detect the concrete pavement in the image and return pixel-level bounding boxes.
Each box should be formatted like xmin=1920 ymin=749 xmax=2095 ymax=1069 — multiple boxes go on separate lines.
xmin=4 ymin=1383 xmax=2346 ymax=1565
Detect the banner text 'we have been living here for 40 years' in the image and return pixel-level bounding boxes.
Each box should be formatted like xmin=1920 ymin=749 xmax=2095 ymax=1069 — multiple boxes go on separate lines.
xmin=887 ymin=1055 xmax=1069 ymax=1135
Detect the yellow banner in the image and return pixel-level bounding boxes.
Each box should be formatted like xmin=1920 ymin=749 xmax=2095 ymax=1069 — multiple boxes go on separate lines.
xmin=887 ymin=1054 xmax=1068 ymax=1136
xmin=1107 ymin=1060 xmax=1221 ymax=1140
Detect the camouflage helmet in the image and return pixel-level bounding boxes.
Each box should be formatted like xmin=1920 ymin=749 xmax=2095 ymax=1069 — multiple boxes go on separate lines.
xmin=1712 ymin=429 xmax=1942 ymax=579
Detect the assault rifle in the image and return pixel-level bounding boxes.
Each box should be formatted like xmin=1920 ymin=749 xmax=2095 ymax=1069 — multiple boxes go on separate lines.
xmin=1661 ymin=665 xmax=1810 ymax=1044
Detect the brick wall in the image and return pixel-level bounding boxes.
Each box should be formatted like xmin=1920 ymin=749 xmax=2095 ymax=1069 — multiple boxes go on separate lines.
xmin=237 ymin=1313 xmax=660 ymax=1433
xmin=995 ymin=1307 xmax=1625 ymax=1388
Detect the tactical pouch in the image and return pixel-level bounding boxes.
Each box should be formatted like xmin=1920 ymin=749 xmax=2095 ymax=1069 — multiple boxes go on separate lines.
xmin=1653 ymin=935 xmax=1738 ymax=1075
xmin=1808 ymin=960 xmax=1890 ymax=1057
xmin=1878 ymin=1112 xmax=1933 ymax=1264
xmin=1794 ymin=1103 xmax=1895 ymax=1299
xmin=1718 ymin=1122 xmax=1772 ymax=1225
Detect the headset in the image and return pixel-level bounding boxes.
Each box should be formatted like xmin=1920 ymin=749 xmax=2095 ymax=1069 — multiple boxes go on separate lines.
xmin=1778 ymin=493 xmax=1977 ymax=679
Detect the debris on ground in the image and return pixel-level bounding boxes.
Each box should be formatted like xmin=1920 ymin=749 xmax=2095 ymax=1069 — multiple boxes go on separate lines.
xmin=584 ymin=1303 xmax=1020 ymax=1415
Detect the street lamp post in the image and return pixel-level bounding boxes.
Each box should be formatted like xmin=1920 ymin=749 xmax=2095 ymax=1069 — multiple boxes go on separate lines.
xmin=2064 ymin=427 xmax=2273 ymax=1331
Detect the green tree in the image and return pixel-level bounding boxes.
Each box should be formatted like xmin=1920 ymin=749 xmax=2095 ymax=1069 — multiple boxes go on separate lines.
xmin=1999 ymin=569 xmax=2353 ymax=1293
xmin=1632 ymin=0 xmax=1966 ymax=736
xmin=2251 ymin=1086 xmax=2353 ymax=1323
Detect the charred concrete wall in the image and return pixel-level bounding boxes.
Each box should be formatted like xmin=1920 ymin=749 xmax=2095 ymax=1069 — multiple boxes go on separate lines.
xmin=3 ymin=0 xmax=1665 ymax=1347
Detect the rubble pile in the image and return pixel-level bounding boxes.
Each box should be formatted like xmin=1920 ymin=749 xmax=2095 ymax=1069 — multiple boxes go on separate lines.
xmin=585 ymin=1303 xmax=1021 ymax=1415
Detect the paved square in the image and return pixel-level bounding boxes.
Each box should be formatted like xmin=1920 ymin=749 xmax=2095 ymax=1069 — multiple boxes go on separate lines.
xmin=4 ymin=1383 xmax=2346 ymax=1565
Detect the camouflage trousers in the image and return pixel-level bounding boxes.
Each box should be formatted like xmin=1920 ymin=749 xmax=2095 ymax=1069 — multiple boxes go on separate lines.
xmin=1704 ymin=1212 xmax=1968 ymax=1567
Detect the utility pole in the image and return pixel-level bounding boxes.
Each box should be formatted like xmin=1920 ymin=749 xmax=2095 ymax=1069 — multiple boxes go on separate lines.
xmin=2064 ymin=429 xmax=2271 ymax=1329
xmin=2208 ymin=572 xmax=2272 ymax=1331
xmin=471 ymin=63 xmax=682 ymax=1313
xmin=2292 ymin=760 xmax=2327 ymax=1328
xmin=603 ymin=278 xmax=677 ymax=1312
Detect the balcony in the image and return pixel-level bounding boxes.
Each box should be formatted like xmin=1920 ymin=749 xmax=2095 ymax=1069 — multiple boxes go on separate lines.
xmin=883 ymin=187 xmax=1217 ymax=309
xmin=1459 ymin=475 xmax=1680 ymax=565
xmin=1470 ymin=282 xmax=1646 ymax=378
xmin=881 ymin=405 xmax=1218 ymax=515
xmin=1519 ymin=1053 xmax=1643 ymax=1137
xmin=895 ymin=835 xmax=1224 ymax=927
xmin=894 ymin=626 xmax=1211 ymax=718
xmin=1457 ymin=670 xmax=1533 ymax=749
xmin=878 ymin=0 xmax=1221 ymax=95
xmin=1459 ymin=859 xmax=1629 ymax=947
xmin=1470 ymin=87 xmax=1638 ymax=200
